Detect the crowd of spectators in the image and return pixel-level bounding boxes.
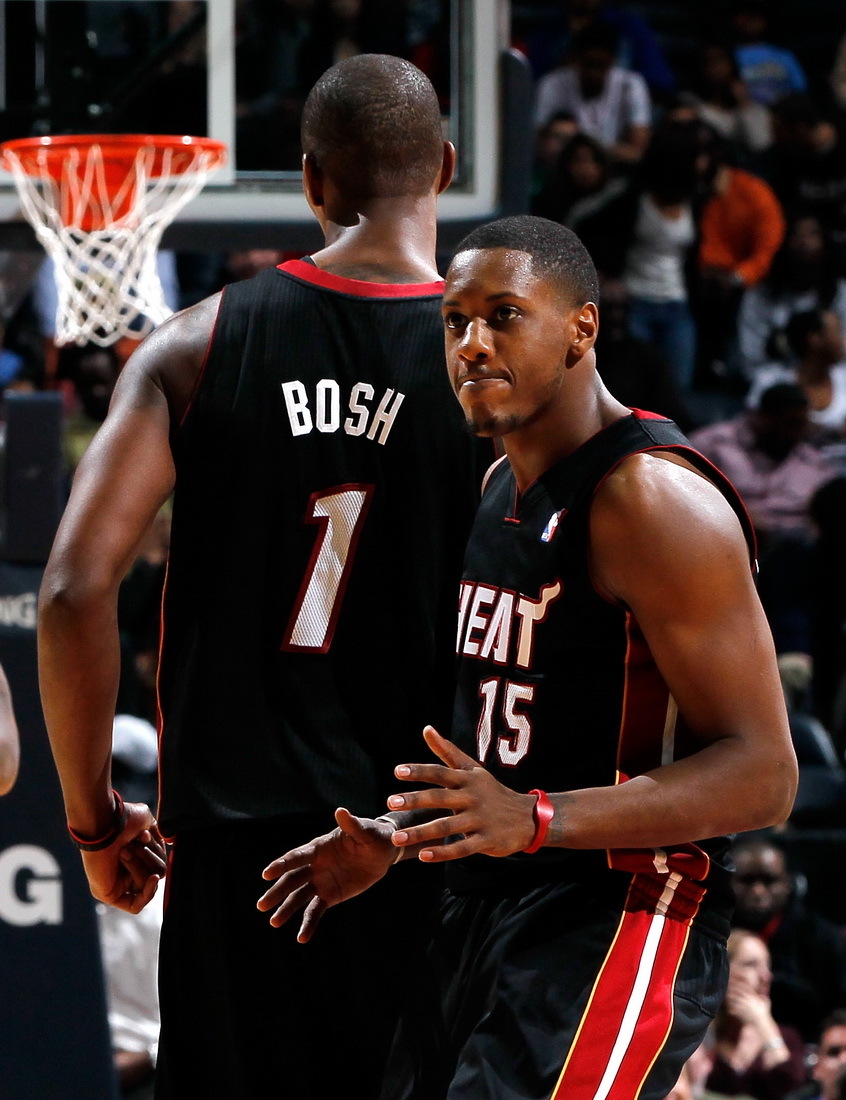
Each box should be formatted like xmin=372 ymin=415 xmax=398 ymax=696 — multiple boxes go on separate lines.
xmin=525 ymin=0 xmax=846 ymax=800
xmin=520 ymin=7 xmax=846 ymax=1098
xmin=0 ymin=3 xmax=845 ymax=1097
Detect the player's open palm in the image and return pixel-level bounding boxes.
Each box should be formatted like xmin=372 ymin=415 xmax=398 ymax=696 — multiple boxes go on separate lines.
xmin=257 ymin=809 xmax=397 ymax=942
xmin=386 ymin=725 xmax=538 ymax=860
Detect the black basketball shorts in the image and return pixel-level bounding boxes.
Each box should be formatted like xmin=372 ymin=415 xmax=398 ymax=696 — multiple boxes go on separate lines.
xmin=383 ymin=869 xmax=730 ymax=1100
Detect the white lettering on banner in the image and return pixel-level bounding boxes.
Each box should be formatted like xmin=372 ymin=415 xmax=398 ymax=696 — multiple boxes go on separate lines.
xmin=282 ymin=379 xmax=406 ymax=444
xmin=0 ymin=592 xmax=37 ymax=630
xmin=0 ymin=845 xmax=63 ymax=925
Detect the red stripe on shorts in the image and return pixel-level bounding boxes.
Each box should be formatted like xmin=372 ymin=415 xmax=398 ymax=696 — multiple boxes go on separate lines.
xmin=550 ymin=874 xmax=701 ymax=1100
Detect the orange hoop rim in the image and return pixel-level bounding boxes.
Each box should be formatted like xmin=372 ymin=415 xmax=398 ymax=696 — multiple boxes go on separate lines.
xmin=0 ymin=134 xmax=227 ymax=178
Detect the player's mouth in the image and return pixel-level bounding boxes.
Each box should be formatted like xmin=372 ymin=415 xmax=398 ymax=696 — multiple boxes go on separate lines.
xmin=456 ymin=370 xmax=510 ymax=393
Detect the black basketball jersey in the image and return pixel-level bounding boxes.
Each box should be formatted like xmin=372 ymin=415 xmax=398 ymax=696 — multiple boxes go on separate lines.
xmin=447 ymin=410 xmax=756 ymax=898
xmin=157 ymin=260 xmax=484 ymax=835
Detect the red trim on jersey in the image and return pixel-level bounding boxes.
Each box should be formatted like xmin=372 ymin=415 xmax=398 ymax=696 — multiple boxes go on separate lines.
xmin=481 ymin=454 xmax=509 ymax=496
xmin=178 ymin=292 xmax=223 ymax=430
xmin=616 ymin=613 xmax=672 ymax=777
xmin=277 ymin=258 xmax=445 ymax=298
xmin=155 ymin=556 xmax=172 ymax=842
xmin=608 ymin=614 xmax=711 ymax=883
xmin=629 ymin=408 xmax=668 ymax=421
xmin=550 ymin=873 xmax=703 ymax=1100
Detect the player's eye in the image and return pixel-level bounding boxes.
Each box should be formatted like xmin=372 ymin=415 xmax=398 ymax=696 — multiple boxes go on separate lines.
xmin=493 ymin=305 xmax=519 ymax=322
xmin=443 ymin=312 xmax=466 ymax=330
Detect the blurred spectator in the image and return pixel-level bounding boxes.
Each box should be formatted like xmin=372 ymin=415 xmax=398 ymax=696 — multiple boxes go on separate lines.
xmin=730 ymin=0 xmax=807 ymax=108
xmin=595 ymin=277 xmax=693 ymax=430
xmin=532 ymin=111 xmax=580 ymax=199
xmin=234 ymin=0 xmax=317 ymax=171
xmin=622 ymin=123 xmax=700 ymax=393
xmin=0 ymin=334 xmax=25 ymax=392
xmin=532 ymin=132 xmax=633 ymax=276
xmin=738 ymin=216 xmax=846 ymax=375
xmin=690 ymin=383 xmax=836 ymax=658
xmin=767 ymin=96 xmax=846 ymax=270
xmin=802 ymin=1013 xmax=846 ymax=1100
xmin=706 ymin=928 xmax=807 ymax=1099
xmin=57 ymin=342 xmax=123 ymax=471
xmin=745 ymin=311 xmax=846 ymax=457
xmin=534 ymin=22 xmax=652 ymax=165
xmin=732 ymin=837 xmax=846 ymax=1044
xmin=222 ymin=248 xmax=289 ymax=283
xmin=664 ymin=1034 xmax=725 ymax=1100
xmin=298 ymin=0 xmax=409 ymax=90
xmin=33 ymin=253 xmax=179 ymax=385
xmin=690 ymin=383 xmax=835 ymax=538
xmin=809 ymin=477 xmax=846 ymax=756
xmin=690 ymin=42 xmax=773 ymax=161
xmin=695 ymin=125 xmax=786 ymax=383
xmin=516 ymin=0 xmax=676 ymax=99
xmin=831 ymin=33 xmax=846 ymax=115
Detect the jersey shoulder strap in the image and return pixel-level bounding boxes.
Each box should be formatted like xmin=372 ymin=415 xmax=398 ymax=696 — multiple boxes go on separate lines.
xmin=544 ymin=410 xmax=758 ymax=565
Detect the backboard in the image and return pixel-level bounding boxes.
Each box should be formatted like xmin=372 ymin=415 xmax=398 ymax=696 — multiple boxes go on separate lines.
xmin=0 ymin=0 xmax=532 ymax=251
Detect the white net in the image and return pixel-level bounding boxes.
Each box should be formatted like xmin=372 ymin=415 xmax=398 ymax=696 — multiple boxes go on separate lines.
xmin=3 ymin=138 xmax=225 ymax=347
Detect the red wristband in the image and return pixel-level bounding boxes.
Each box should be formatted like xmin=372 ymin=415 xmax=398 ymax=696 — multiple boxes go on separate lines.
xmin=67 ymin=790 xmax=127 ymax=852
xmin=523 ymin=789 xmax=554 ymax=854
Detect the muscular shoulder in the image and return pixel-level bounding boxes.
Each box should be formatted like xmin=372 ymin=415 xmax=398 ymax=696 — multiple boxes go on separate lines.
xmin=590 ymin=451 xmax=749 ymax=605
xmin=115 ymin=292 xmax=221 ymax=422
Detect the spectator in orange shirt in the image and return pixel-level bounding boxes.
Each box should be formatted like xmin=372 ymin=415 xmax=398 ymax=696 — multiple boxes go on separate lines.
xmin=695 ymin=124 xmax=786 ymax=387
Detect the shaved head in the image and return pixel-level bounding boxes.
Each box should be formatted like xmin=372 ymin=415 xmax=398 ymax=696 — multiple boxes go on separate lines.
xmin=301 ymin=54 xmax=445 ymax=201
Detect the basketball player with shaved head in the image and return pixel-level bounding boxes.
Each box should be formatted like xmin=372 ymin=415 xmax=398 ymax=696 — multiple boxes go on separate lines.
xmin=259 ymin=216 xmax=798 ymax=1099
xmin=38 ymin=55 xmax=487 ymax=1098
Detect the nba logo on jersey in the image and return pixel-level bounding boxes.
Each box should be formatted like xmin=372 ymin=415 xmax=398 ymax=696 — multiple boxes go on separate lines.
xmin=541 ymin=509 xmax=564 ymax=543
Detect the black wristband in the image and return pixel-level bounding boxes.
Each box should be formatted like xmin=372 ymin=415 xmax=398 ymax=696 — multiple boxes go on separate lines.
xmin=67 ymin=790 xmax=127 ymax=852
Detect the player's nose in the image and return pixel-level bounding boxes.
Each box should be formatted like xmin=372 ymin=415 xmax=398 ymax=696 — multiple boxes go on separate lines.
xmin=457 ymin=318 xmax=494 ymax=362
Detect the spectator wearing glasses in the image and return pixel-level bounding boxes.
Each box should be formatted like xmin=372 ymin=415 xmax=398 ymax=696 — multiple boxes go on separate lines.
xmin=732 ymin=837 xmax=846 ymax=1042
xmin=787 ymin=1011 xmax=846 ymax=1100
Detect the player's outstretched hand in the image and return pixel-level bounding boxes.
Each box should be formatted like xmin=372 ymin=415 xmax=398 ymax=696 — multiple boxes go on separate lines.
xmin=257 ymin=808 xmax=398 ymax=942
xmin=386 ymin=725 xmax=538 ymax=861
xmin=82 ymin=800 xmax=167 ymax=914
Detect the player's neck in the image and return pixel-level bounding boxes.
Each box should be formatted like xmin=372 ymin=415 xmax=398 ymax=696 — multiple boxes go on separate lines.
xmin=505 ymin=382 xmax=628 ymax=494
xmin=313 ymin=197 xmax=441 ymax=284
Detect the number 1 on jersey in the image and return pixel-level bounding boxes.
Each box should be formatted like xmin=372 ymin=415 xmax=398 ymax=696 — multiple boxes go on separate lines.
xmin=282 ymin=484 xmax=374 ymax=653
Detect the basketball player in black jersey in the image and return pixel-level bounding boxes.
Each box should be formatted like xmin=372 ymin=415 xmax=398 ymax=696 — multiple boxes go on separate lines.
xmin=38 ymin=56 xmax=488 ymax=1099
xmin=259 ymin=217 xmax=799 ymax=1100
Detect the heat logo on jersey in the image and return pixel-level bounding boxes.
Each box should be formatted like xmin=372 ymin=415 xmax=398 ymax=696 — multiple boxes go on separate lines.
xmin=457 ymin=579 xmax=563 ymax=670
xmin=280 ymin=378 xmax=406 ymax=444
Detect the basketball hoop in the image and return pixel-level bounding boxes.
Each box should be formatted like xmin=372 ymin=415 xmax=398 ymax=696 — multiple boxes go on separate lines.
xmin=0 ymin=134 xmax=227 ymax=347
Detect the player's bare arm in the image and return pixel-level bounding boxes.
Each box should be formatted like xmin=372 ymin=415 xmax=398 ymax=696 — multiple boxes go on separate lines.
xmin=0 ymin=662 xmax=19 ymax=795
xmin=38 ymin=296 xmax=218 ymax=909
xmin=385 ymin=453 xmax=798 ymax=862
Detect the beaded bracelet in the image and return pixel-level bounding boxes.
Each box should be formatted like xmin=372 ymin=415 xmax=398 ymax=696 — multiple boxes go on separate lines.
xmin=523 ymin=789 xmax=554 ymax=854
xmin=67 ymin=790 xmax=127 ymax=852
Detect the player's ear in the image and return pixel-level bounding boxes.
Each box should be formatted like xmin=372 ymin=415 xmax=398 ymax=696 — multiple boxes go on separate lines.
xmin=302 ymin=153 xmax=324 ymax=210
xmin=566 ymin=302 xmax=599 ymax=368
xmin=437 ymin=142 xmax=456 ymax=195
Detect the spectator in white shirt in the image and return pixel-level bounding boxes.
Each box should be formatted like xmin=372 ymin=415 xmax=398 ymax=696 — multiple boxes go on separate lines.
xmin=535 ymin=23 xmax=652 ymax=164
